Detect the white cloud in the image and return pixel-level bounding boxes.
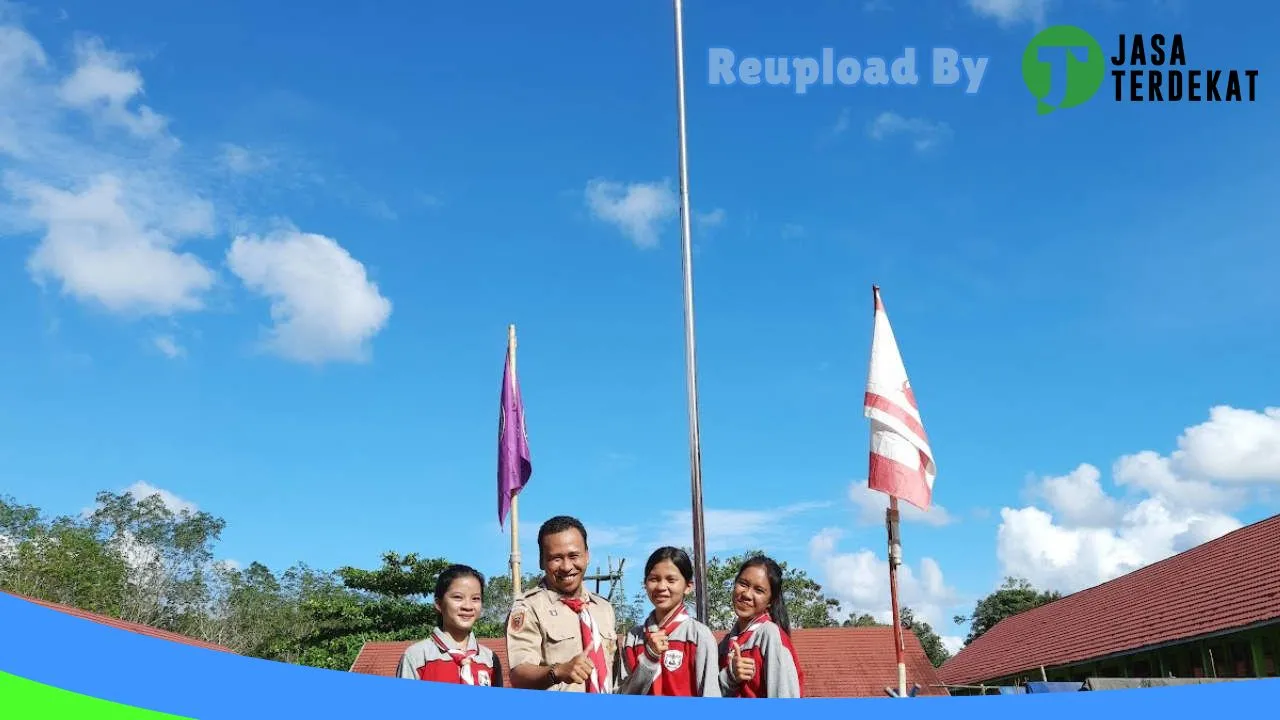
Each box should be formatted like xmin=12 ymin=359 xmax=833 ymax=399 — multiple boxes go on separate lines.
xmin=219 ymin=143 xmax=272 ymax=175
xmin=226 ymin=228 xmax=393 ymax=364
xmin=56 ymin=37 xmax=169 ymax=140
xmin=1 ymin=18 xmax=392 ymax=364
xmin=79 ymin=481 xmax=200 ymax=519
xmin=586 ymin=525 xmax=640 ymax=548
xmin=867 ymin=111 xmax=952 ymax=152
xmin=1171 ymin=406 xmax=1280 ymax=482
xmin=847 ymin=482 xmax=954 ymax=526
xmin=660 ymin=502 xmax=829 ymax=553
xmin=996 ymin=405 xmax=1279 ymax=594
xmin=584 ymin=178 xmax=678 ymax=249
xmin=123 ymin=481 xmax=199 ymax=515
xmin=696 ymin=208 xmax=725 ymax=232
xmin=1032 ymin=464 xmax=1123 ymax=527
xmin=0 ymin=20 xmax=219 ymax=317
xmin=14 ymin=174 xmax=217 ymax=315
xmin=966 ymin=0 xmax=1051 ymax=26
xmin=153 ymin=334 xmax=184 ymax=358
xmin=941 ymin=635 xmax=964 ymax=654
xmin=809 ymin=528 xmax=960 ymax=628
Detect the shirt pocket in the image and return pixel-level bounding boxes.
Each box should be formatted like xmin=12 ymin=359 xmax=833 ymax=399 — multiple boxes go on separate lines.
xmin=542 ymin=617 xmax=584 ymax=665
xmin=597 ymin=625 xmax=619 ymax=659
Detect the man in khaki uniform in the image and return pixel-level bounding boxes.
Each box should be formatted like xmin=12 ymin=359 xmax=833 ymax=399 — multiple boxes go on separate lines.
xmin=506 ymin=515 xmax=618 ymax=692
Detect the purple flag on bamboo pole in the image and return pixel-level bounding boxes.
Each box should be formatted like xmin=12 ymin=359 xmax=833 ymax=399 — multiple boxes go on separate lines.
xmin=497 ymin=347 xmax=532 ymax=528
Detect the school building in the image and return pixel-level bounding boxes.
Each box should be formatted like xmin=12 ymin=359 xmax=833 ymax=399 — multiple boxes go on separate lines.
xmin=1 ymin=589 xmax=235 ymax=653
xmin=937 ymin=513 xmax=1280 ymax=692
xmin=351 ymin=625 xmax=950 ymax=697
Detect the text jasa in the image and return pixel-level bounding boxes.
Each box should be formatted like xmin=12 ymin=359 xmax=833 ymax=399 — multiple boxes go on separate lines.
xmin=397 ymin=515 xmax=806 ymax=698
xmin=1110 ymin=33 xmax=1258 ymax=103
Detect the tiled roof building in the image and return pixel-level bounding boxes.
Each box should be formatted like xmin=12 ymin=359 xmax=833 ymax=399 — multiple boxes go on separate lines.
xmin=938 ymin=513 xmax=1280 ymax=690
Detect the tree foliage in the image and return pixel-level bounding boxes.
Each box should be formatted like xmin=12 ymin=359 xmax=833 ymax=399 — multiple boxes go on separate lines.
xmin=953 ymin=576 xmax=1062 ymax=646
xmin=1 ymin=491 xmax=865 ymax=673
xmin=900 ymin=607 xmax=951 ymax=667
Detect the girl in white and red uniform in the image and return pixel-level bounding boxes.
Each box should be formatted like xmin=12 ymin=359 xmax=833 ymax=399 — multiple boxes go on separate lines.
xmin=718 ymin=555 xmax=805 ymax=698
xmin=617 ymin=547 xmax=721 ymax=696
xmin=396 ymin=564 xmax=503 ymax=687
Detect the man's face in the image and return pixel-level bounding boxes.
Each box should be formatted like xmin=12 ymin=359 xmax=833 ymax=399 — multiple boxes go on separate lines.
xmin=540 ymin=528 xmax=589 ymax=595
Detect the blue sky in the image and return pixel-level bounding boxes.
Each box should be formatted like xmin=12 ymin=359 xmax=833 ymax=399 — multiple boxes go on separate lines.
xmin=2 ymin=0 xmax=1278 ymax=652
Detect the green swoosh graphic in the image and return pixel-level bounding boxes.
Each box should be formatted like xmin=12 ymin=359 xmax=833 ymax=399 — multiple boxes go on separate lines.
xmin=0 ymin=670 xmax=194 ymax=719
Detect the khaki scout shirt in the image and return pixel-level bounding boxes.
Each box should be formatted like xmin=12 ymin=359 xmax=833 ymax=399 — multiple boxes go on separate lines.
xmin=505 ymin=583 xmax=618 ymax=692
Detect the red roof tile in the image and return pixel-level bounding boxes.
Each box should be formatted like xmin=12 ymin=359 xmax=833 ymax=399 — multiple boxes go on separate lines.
xmin=938 ymin=513 xmax=1280 ymax=686
xmin=3 ymin=590 xmax=235 ymax=653
xmin=352 ymin=627 xmax=948 ymax=697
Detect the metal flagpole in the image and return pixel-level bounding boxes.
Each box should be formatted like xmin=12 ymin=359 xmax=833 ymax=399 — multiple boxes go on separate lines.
xmin=672 ymin=0 xmax=709 ymax=623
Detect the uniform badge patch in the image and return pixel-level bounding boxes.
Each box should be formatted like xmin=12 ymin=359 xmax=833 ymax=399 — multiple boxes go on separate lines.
xmin=663 ymin=649 xmax=684 ymax=671
xmin=509 ymin=610 xmax=525 ymax=632
xmin=477 ymin=669 xmax=492 ymax=686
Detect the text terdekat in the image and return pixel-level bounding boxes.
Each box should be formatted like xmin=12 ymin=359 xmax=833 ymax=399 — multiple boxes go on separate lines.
xmin=1111 ymin=34 xmax=1258 ymax=102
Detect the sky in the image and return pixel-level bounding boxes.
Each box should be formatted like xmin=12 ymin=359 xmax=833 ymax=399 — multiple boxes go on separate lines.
xmin=2 ymin=0 xmax=1278 ymax=655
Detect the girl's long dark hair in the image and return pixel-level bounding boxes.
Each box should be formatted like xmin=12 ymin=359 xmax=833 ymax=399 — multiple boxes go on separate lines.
xmin=735 ymin=554 xmax=791 ymax=636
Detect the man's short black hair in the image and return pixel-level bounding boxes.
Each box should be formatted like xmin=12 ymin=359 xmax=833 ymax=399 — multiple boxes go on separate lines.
xmin=537 ymin=515 xmax=588 ymax=555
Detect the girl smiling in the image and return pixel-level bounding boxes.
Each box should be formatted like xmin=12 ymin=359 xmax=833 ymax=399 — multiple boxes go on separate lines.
xmin=717 ymin=555 xmax=805 ymax=698
xmin=617 ymin=547 xmax=721 ymax=696
xmin=396 ymin=564 xmax=503 ymax=687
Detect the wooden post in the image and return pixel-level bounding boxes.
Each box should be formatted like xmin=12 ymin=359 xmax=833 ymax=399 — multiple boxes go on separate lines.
xmin=507 ymin=324 xmax=522 ymax=602
xmin=886 ymin=498 xmax=907 ymax=697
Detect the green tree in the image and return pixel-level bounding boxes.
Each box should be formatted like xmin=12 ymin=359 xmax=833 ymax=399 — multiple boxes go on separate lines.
xmin=477 ymin=571 xmax=544 ymax=637
xmin=699 ymin=550 xmax=839 ymax=631
xmin=953 ymin=576 xmax=1062 ymax=646
xmin=900 ymin=606 xmax=951 ymax=667
xmin=0 ymin=495 xmax=130 ymax=618
xmin=841 ymin=611 xmax=880 ymax=627
xmin=85 ymin=489 xmax=227 ymax=634
xmin=289 ymin=552 xmax=453 ymax=670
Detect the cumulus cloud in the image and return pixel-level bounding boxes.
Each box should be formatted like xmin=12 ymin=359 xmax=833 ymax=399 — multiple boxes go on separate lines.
xmin=809 ymin=528 xmax=960 ymax=628
xmin=226 ymin=228 xmax=393 ymax=364
xmin=0 ymin=21 xmax=217 ymax=316
xmin=0 ymin=17 xmax=392 ymax=362
xmin=996 ymin=406 xmax=1278 ymax=594
xmin=584 ymin=178 xmax=678 ymax=249
xmin=867 ymin=112 xmax=952 ymax=152
xmin=848 ymin=482 xmax=954 ymax=526
xmin=966 ymin=0 xmax=1051 ymax=27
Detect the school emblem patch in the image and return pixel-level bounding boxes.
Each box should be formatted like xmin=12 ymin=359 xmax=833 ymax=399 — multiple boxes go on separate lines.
xmin=509 ymin=610 xmax=525 ymax=632
xmin=662 ymin=649 xmax=684 ymax=671
xmin=477 ymin=669 xmax=492 ymax=686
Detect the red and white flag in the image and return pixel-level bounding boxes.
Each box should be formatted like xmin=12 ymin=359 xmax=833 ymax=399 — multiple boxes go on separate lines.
xmin=864 ymin=286 xmax=936 ymax=511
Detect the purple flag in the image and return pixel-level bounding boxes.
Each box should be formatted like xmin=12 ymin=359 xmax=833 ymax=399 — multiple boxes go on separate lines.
xmin=497 ymin=348 xmax=532 ymax=528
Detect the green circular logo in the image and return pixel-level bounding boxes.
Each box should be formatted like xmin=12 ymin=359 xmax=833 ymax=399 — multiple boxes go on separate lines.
xmin=1022 ymin=25 xmax=1105 ymax=114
